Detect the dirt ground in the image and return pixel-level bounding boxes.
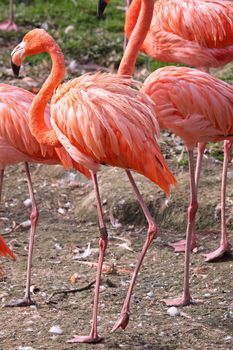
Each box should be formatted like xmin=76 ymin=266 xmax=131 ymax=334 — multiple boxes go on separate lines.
xmin=0 ymin=38 xmax=233 ymax=350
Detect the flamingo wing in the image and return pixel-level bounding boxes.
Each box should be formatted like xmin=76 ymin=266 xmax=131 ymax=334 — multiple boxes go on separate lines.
xmin=142 ymin=67 xmax=233 ymax=148
xmin=51 ymin=73 xmax=176 ymax=194
xmin=0 ymin=84 xmax=57 ymax=161
xmin=154 ymin=0 xmax=233 ymax=48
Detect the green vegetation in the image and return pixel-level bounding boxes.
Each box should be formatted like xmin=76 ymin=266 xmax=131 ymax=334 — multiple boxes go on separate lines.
xmin=1 ymin=0 xmax=156 ymax=71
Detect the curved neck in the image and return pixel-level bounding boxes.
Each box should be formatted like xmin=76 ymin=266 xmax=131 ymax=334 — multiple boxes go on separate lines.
xmin=29 ymin=45 xmax=65 ymax=147
xmin=118 ymin=0 xmax=154 ymax=76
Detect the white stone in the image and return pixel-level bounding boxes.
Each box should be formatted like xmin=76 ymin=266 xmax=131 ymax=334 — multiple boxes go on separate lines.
xmin=49 ymin=325 xmax=63 ymax=335
xmin=20 ymin=220 xmax=31 ymax=228
xmin=167 ymin=306 xmax=180 ymax=317
xmin=147 ymin=291 xmax=154 ymax=298
xmin=23 ymin=199 xmax=32 ymax=207
xmin=58 ymin=207 xmax=65 ymax=215
xmin=64 ymin=25 xmax=75 ymax=34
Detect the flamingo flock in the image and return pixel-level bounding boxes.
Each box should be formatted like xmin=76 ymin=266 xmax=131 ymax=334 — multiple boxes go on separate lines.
xmin=0 ymin=0 xmax=233 ymax=345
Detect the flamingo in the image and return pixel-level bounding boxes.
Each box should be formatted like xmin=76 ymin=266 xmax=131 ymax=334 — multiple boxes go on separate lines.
xmin=0 ymin=0 xmax=17 ymax=31
xmin=11 ymin=19 xmax=176 ymax=342
xmin=0 ymin=83 xmax=90 ymax=307
xmin=0 ymin=234 xmax=16 ymax=278
xmin=98 ymin=0 xmax=233 ymax=308
xmin=98 ymin=0 xmax=233 ymax=260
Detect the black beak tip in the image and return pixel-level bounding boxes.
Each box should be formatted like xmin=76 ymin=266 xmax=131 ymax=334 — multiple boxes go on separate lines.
xmin=97 ymin=0 xmax=107 ymax=18
xmin=11 ymin=60 xmax=20 ymax=77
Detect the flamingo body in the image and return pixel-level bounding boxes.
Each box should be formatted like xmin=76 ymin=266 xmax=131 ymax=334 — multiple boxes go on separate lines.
xmin=125 ymin=0 xmax=233 ymax=69
xmin=142 ymin=67 xmax=233 ymax=148
xmin=51 ymin=72 xmax=175 ymax=194
xmin=0 ymin=83 xmax=90 ymax=306
xmin=0 ymin=84 xmax=90 ymax=176
xmin=11 ymin=25 xmax=176 ymax=341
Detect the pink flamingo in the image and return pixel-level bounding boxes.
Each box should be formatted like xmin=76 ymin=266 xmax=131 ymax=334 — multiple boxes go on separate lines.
xmin=0 ymin=83 xmax=90 ymax=307
xmin=98 ymin=0 xmax=233 ymax=261
xmin=11 ymin=23 xmax=176 ymax=342
xmin=99 ymin=0 xmax=233 ymax=309
xmin=0 ymin=234 xmax=16 ymax=278
xmin=0 ymin=0 xmax=17 ymax=31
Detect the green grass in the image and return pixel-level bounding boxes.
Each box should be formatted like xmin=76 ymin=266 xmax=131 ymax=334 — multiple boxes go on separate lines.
xmin=0 ymin=0 xmax=167 ymax=71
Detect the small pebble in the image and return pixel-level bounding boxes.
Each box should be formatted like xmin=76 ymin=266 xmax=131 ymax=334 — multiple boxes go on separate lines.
xmin=64 ymin=25 xmax=75 ymax=34
xmin=167 ymin=306 xmax=180 ymax=317
xmin=58 ymin=208 xmax=65 ymax=215
xmin=20 ymin=220 xmax=31 ymax=228
xmin=49 ymin=325 xmax=63 ymax=335
xmin=23 ymin=199 xmax=32 ymax=207
xmin=17 ymin=347 xmax=34 ymax=350
xmin=225 ymin=336 xmax=233 ymax=341
xmin=146 ymin=291 xmax=154 ymax=298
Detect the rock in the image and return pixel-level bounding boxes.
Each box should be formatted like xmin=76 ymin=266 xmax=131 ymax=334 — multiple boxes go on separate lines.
xmin=20 ymin=220 xmax=31 ymax=228
xmin=49 ymin=325 xmax=63 ymax=335
xmin=23 ymin=198 xmax=32 ymax=207
xmin=64 ymin=25 xmax=75 ymax=34
xmin=167 ymin=306 xmax=180 ymax=317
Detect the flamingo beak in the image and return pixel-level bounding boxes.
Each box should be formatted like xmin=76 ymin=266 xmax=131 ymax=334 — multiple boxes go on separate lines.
xmin=11 ymin=61 xmax=21 ymax=77
xmin=97 ymin=0 xmax=108 ymax=18
xmin=11 ymin=41 xmax=26 ymax=77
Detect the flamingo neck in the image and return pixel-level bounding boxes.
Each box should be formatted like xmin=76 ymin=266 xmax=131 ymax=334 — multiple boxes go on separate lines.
xmin=118 ymin=0 xmax=154 ymax=76
xmin=29 ymin=45 xmax=65 ymax=147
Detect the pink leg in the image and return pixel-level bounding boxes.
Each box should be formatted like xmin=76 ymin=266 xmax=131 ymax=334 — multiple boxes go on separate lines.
xmin=205 ymin=140 xmax=232 ymax=261
xmin=112 ymin=170 xmax=157 ymax=332
xmin=164 ymin=150 xmax=197 ymax=306
xmin=6 ymin=163 xmax=38 ymax=307
xmin=170 ymin=143 xmax=206 ymax=252
xmin=0 ymin=0 xmax=17 ymax=31
xmin=0 ymin=168 xmax=5 ymax=204
xmin=68 ymin=172 xmax=105 ymax=344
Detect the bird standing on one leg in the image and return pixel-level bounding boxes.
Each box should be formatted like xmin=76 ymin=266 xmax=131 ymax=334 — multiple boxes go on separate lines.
xmin=0 ymin=0 xmax=17 ymax=31
xmin=0 ymin=83 xmax=90 ymax=307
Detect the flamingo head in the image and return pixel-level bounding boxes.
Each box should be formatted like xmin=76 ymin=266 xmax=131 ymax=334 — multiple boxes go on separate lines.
xmin=11 ymin=28 xmax=58 ymax=76
xmin=97 ymin=0 xmax=110 ymax=18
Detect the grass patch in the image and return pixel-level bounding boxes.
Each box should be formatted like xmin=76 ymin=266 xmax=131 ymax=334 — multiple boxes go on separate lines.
xmin=0 ymin=0 xmax=171 ymax=71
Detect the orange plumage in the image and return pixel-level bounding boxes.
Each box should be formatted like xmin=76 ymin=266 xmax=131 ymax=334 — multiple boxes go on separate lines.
xmin=51 ymin=72 xmax=175 ymax=195
xmin=142 ymin=67 xmax=233 ymax=148
xmin=125 ymin=0 xmax=233 ymax=69
xmin=11 ymin=25 xmax=176 ymax=341
xmin=0 ymin=234 xmax=15 ymax=279
xmin=0 ymin=83 xmax=90 ymax=306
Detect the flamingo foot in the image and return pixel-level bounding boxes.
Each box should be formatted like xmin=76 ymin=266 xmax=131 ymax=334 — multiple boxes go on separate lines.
xmin=67 ymin=335 xmax=103 ymax=344
xmin=162 ymin=295 xmax=193 ymax=307
xmin=204 ymin=244 xmax=230 ymax=262
xmin=5 ymin=297 xmax=36 ymax=307
xmin=0 ymin=19 xmax=17 ymax=31
xmin=112 ymin=311 xmax=129 ymax=332
xmin=168 ymin=238 xmax=197 ymax=253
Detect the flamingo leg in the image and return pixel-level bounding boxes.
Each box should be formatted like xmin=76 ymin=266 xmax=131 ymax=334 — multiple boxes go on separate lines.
xmin=68 ymin=172 xmax=105 ymax=344
xmin=169 ymin=143 xmax=206 ymax=252
xmin=0 ymin=168 xmax=5 ymax=205
xmin=164 ymin=150 xmax=197 ymax=306
xmin=0 ymin=0 xmax=17 ymax=31
xmin=112 ymin=170 xmax=157 ymax=332
xmin=6 ymin=162 xmax=38 ymax=307
xmin=205 ymin=140 xmax=232 ymax=261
